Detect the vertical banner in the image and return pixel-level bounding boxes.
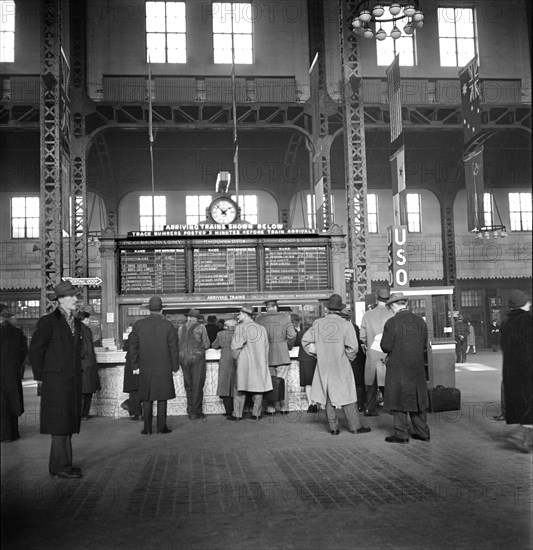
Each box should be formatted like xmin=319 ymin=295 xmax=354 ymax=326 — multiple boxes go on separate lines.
xmin=390 ymin=145 xmax=407 ymax=226
xmin=464 ymin=145 xmax=485 ymax=231
xmin=387 ymin=225 xmax=409 ymax=289
xmin=386 ymin=55 xmax=402 ymax=147
xmin=459 ymin=56 xmax=482 ymax=145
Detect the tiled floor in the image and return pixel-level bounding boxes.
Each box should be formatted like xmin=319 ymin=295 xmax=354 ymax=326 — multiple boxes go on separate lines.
xmin=1 ymin=351 xmax=532 ymax=549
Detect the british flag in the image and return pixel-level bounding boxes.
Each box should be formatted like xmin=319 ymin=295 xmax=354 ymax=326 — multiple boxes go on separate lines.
xmin=459 ymin=56 xmax=482 ymax=144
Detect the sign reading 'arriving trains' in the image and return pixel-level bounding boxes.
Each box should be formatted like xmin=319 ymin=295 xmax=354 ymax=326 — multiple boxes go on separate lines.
xmin=118 ymin=234 xmax=331 ymax=295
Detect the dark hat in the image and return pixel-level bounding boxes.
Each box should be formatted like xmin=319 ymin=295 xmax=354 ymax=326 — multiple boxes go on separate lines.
xmin=325 ymin=293 xmax=345 ymax=311
xmin=241 ymin=303 xmax=254 ymax=315
xmin=0 ymin=304 xmax=13 ymax=319
xmin=264 ymin=299 xmax=278 ymax=307
xmin=148 ymin=296 xmax=163 ymax=311
xmin=186 ymin=308 xmax=202 ymax=319
xmin=340 ymin=307 xmax=352 ymax=320
xmin=53 ymin=281 xmax=79 ymax=299
xmin=375 ymin=288 xmax=390 ymax=301
xmin=508 ymin=290 xmax=530 ymax=309
xmin=387 ymin=292 xmax=408 ymax=305
xmin=207 ymin=315 xmax=217 ymax=323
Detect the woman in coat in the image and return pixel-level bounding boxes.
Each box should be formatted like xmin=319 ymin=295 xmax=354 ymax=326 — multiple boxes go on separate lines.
xmin=78 ymin=310 xmax=101 ymax=420
xmin=297 ymin=322 xmax=318 ymax=413
xmin=0 ymin=305 xmax=27 ymax=442
xmin=212 ymin=319 xmax=237 ymax=416
xmin=121 ymin=325 xmax=142 ymax=420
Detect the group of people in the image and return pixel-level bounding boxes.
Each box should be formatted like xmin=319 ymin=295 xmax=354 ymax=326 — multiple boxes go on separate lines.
xmin=2 ymin=280 xmax=531 ymax=481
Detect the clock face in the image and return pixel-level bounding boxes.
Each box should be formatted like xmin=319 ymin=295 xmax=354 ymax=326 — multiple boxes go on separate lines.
xmin=210 ymin=198 xmax=238 ymax=224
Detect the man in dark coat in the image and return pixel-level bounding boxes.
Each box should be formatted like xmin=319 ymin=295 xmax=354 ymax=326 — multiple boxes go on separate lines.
xmin=454 ymin=315 xmax=469 ymax=363
xmin=501 ymin=290 xmax=532 ymax=452
xmin=381 ymin=292 xmax=430 ymax=444
xmin=29 ymin=281 xmax=84 ymax=479
xmin=128 ymin=296 xmax=179 ymax=434
xmin=1 ymin=304 xmax=27 ymax=442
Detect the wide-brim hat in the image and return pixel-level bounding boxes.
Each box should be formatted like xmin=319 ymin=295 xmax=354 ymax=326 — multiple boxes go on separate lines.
xmin=186 ymin=308 xmax=202 ymax=319
xmin=508 ymin=290 xmax=530 ymax=309
xmin=148 ymin=296 xmax=163 ymax=311
xmin=325 ymin=293 xmax=345 ymax=311
xmin=264 ymin=299 xmax=278 ymax=307
xmin=53 ymin=281 xmax=79 ymax=299
xmin=387 ymin=292 xmax=408 ymax=305
xmin=375 ymin=288 xmax=390 ymax=301
xmin=241 ymin=303 xmax=254 ymax=315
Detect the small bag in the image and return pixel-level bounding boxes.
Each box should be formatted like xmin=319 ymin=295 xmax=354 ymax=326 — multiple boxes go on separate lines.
xmin=428 ymin=385 xmax=461 ymax=413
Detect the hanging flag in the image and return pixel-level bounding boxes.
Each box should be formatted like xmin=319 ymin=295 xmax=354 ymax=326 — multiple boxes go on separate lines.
xmin=386 ymin=55 xmax=402 ymax=147
xmin=390 ymin=145 xmax=407 ymax=226
xmin=459 ymin=56 xmax=482 ymax=145
xmin=147 ymin=55 xmax=154 ymax=144
xmin=464 ymin=145 xmax=485 ymax=232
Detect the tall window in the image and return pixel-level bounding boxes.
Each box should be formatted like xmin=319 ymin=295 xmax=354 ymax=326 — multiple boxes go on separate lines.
xmin=0 ymin=1 xmax=15 ymax=62
xmin=186 ymin=195 xmax=212 ymax=225
xmin=139 ymin=195 xmax=166 ymax=231
xmin=482 ymin=192 xmax=493 ymax=228
xmin=437 ymin=7 xmax=476 ymax=67
xmin=508 ymin=192 xmax=532 ymax=231
xmin=367 ymin=193 xmax=378 ymax=233
xmin=375 ymin=18 xmax=416 ymax=66
xmin=212 ymin=2 xmax=253 ymax=64
xmin=231 ymin=194 xmax=257 ymax=224
xmin=11 ymin=197 xmax=39 ymax=238
xmin=406 ymin=193 xmax=421 ymax=232
xmin=146 ymin=1 xmax=186 ymax=63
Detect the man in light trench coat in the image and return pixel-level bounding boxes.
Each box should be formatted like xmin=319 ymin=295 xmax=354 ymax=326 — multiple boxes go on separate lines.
xmin=301 ymin=294 xmax=371 ymax=436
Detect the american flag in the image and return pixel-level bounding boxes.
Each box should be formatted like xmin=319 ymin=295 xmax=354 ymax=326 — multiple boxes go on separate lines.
xmin=459 ymin=56 xmax=481 ymax=144
xmin=387 ymin=55 xmax=402 ymax=144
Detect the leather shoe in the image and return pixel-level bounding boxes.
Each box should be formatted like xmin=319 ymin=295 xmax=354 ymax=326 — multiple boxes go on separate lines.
xmin=71 ymin=467 xmax=82 ymax=474
xmin=352 ymin=427 xmax=371 ymax=434
xmin=157 ymin=427 xmax=172 ymax=434
xmin=385 ymin=435 xmax=408 ymax=444
xmin=411 ymin=433 xmax=430 ymax=441
xmin=51 ymin=471 xmax=82 ymax=479
xmin=492 ymin=413 xmax=505 ymax=421
xmin=364 ymin=410 xmax=378 ymax=417
xmin=130 ymin=415 xmax=140 ymax=421
xmin=330 ymin=429 xmax=340 ymax=435
xmin=250 ymin=415 xmax=261 ymax=420
xmin=189 ymin=413 xmax=206 ymax=420
xmin=265 ymin=411 xmax=276 ymax=416
xmin=141 ymin=429 xmax=152 ymax=435
xmin=226 ymin=416 xmax=242 ymax=421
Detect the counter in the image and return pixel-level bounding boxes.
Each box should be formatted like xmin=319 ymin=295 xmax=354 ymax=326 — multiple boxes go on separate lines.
xmin=92 ymin=348 xmax=308 ymax=418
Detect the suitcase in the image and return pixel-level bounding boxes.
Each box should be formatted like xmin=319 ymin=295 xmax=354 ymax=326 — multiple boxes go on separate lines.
xmin=427 ymin=385 xmax=461 ymax=413
xmin=265 ymin=376 xmax=285 ymax=405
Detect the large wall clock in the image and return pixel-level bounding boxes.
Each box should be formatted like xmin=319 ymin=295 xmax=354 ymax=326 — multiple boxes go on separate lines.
xmin=208 ymin=196 xmax=239 ymax=224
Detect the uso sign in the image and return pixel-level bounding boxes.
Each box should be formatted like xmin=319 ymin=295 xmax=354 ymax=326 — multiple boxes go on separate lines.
xmin=387 ymin=225 xmax=409 ymax=288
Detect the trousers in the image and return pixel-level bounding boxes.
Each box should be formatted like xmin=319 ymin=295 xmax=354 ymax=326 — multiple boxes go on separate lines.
xmin=392 ymin=410 xmax=430 ymax=440
xmin=49 ymin=434 xmax=73 ymax=474
xmin=181 ymin=356 xmax=206 ymax=418
xmin=143 ymin=400 xmax=168 ymax=433
xmin=325 ymin=396 xmax=362 ymax=432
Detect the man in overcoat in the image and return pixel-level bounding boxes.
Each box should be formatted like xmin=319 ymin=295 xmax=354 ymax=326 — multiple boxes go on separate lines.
xmin=29 ymin=281 xmax=84 ymax=478
xmin=381 ymin=292 xmax=430 ymax=443
xmin=129 ymin=296 xmax=179 ymax=434
xmin=256 ymin=299 xmax=296 ymax=415
xmin=360 ymin=289 xmax=394 ymax=416
xmin=500 ymin=290 xmax=532 ymax=452
xmin=212 ymin=319 xmax=238 ymax=416
xmin=230 ymin=304 xmax=271 ymax=421
xmin=178 ymin=308 xmax=210 ymax=420
xmin=1 ymin=304 xmax=27 ymax=442
xmin=301 ymin=294 xmax=371 ymax=436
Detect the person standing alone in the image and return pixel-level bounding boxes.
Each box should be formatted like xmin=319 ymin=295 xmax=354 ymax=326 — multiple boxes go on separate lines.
xmin=129 ymin=296 xmax=179 ymax=434
xmin=29 ymin=281 xmax=84 ymax=478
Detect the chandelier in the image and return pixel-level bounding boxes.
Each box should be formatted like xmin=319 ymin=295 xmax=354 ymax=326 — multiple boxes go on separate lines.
xmin=352 ymin=2 xmax=424 ymax=40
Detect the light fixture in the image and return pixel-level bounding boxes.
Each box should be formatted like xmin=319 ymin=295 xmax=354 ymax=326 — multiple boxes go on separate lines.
xmin=352 ymin=1 xmax=424 ymax=40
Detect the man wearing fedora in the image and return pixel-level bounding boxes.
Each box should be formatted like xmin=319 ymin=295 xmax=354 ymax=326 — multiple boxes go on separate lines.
xmin=302 ymin=294 xmax=371 ymax=435
xmin=29 ymin=281 xmax=84 ymax=478
xmin=129 ymin=296 xmax=180 ymax=434
xmin=256 ymin=299 xmax=296 ymax=415
xmin=230 ymin=304 xmax=271 ymax=421
xmin=360 ymin=288 xmax=394 ymax=417
xmin=381 ymin=292 xmax=430 ymax=443
xmin=178 ymin=308 xmax=210 ymax=420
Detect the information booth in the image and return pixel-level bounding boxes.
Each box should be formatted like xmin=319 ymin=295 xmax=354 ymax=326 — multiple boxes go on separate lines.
xmin=393 ymin=286 xmax=456 ymax=389
xmin=92 ymin=225 xmax=347 ymax=417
